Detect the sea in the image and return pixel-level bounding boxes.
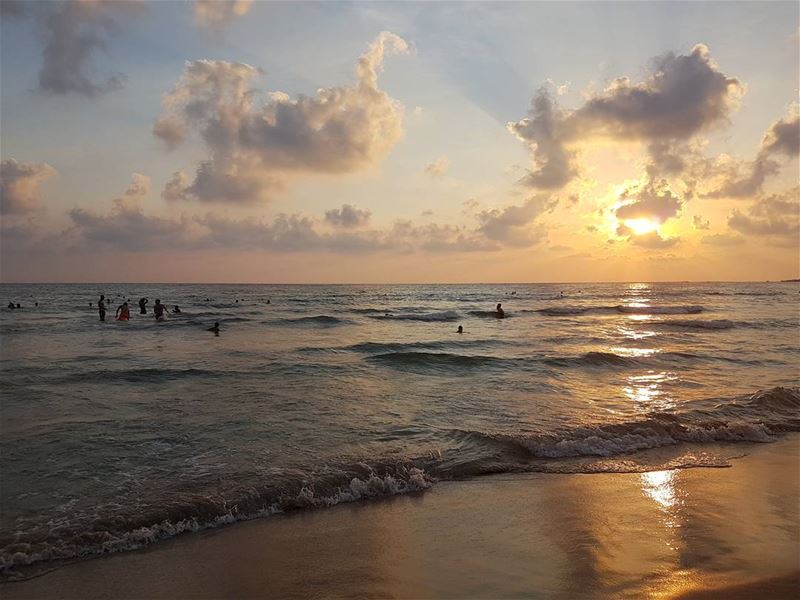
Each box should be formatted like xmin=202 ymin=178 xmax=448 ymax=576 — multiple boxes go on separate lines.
xmin=1 ymin=282 xmax=798 ymax=578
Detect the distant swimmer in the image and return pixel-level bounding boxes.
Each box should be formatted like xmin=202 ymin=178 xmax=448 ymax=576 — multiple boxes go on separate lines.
xmin=267 ymin=299 xmax=271 ymax=305
xmin=172 ymin=305 xmax=182 ymax=314
xmin=98 ymin=295 xmax=107 ymax=321
xmin=153 ymin=299 xmax=167 ymax=321
xmin=7 ymin=302 xmax=14 ymax=309
xmin=15 ymin=303 xmax=21 ymax=309
xmin=207 ymin=322 xmax=220 ymax=334
xmin=138 ymin=298 xmax=148 ymax=315
xmin=457 ymin=325 xmax=463 ymax=334
xmin=34 ymin=302 xmax=38 ymax=307
xmin=496 ymin=303 xmax=505 ymax=318
xmin=116 ymin=301 xmax=130 ymax=321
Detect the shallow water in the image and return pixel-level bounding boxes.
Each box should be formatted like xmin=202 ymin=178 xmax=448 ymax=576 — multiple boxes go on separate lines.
xmin=1 ymin=282 xmax=798 ymax=575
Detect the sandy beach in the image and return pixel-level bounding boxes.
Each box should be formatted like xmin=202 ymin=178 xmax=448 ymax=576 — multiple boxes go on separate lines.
xmin=4 ymin=435 xmax=798 ymax=599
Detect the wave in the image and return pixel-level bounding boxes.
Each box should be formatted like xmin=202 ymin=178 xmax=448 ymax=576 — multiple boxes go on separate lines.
xmin=537 ymin=304 xmax=705 ymax=316
xmin=1 ymin=387 xmax=797 ymax=578
xmin=57 ymin=368 xmax=227 ymax=384
xmin=368 ymin=311 xmax=461 ymax=322
xmin=467 ymin=310 xmax=508 ymax=318
xmin=367 ymin=351 xmax=510 ymax=370
xmin=270 ymin=315 xmax=352 ymax=326
xmin=449 ymin=387 xmax=800 ymax=462
xmin=0 ymin=462 xmax=431 ymax=578
xmin=654 ymin=319 xmax=735 ymax=330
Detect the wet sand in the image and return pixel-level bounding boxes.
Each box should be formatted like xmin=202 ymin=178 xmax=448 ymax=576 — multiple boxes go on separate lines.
xmin=5 ymin=436 xmax=798 ymax=599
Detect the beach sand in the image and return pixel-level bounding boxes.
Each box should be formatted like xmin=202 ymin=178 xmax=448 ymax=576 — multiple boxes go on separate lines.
xmin=5 ymin=436 xmax=798 ymax=599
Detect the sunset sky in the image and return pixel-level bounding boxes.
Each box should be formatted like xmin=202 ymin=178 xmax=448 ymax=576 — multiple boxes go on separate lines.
xmin=1 ymin=0 xmax=798 ymax=283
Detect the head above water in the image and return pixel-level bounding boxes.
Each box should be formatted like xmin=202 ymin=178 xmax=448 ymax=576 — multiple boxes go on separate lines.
xmin=457 ymin=325 xmax=463 ymax=333
xmin=497 ymin=303 xmax=502 ymax=309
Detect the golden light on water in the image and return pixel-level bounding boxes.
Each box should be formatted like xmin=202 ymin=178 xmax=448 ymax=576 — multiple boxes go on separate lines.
xmin=624 ymin=371 xmax=677 ymax=411
xmin=642 ymin=470 xmax=677 ymax=511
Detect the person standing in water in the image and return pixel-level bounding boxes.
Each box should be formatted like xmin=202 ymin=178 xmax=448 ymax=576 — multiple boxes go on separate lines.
xmin=116 ymin=301 xmax=130 ymax=321
xmin=457 ymin=325 xmax=464 ymax=334
xmin=98 ymin=295 xmax=107 ymax=321
xmin=496 ymin=303 xmax=505 ymax=318
xmin=138 ymin=298 xmax=148 ymax=315
xmin=207 ymin=322 xmax=220 ymax=334
xmin=153 ymin=299 xmax=167 ymax=321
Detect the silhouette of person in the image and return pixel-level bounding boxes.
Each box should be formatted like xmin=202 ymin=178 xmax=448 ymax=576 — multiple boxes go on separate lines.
xmin=7 ymin=302 xmax=14 ymax=309
xmin=98 ymin=295 xmax=107 ymax=321
xmin=138 ymin=298 xmax=148 ymax=315
xmin=496 ymin=303 xmax=505 ymax=318
xmin=207 ymin=322 xmax=220 ymax=334
xmin=116 ymin=301 xmax=130 ymax=321
xmin=457 ymin=325 xmax=463 ymax=334
xmin=153 ymin=299 xmax=167 ymax=321
xmin=172 ymin=305 xmax=181 ymax=314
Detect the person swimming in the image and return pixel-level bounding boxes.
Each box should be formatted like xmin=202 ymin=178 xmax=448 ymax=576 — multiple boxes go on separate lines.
xmin=153 ymin=299 xmax=167 ymax=321
xmin=496 ymin=303 xmax=505 ymax=318
xmin=138 ymin=298 xmax=148 ymax=315
xmin=116 ymin=301 xmax=130 ymax=321
xmin=7 ymin=302 xmax=14 ymax=309
xmin=172 ymin=305 xmax=181 ymax=314
xmin=98 ymin=295 xmax=107 ymax=321
xmin=457 ymin=325 xmax=463 ymax=334
xmin=207 ymin=322 xmax=220 ymax=333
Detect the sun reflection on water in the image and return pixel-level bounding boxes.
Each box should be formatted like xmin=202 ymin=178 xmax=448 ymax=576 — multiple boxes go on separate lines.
xmin=623 ymin=371 xmax=677 ymax=412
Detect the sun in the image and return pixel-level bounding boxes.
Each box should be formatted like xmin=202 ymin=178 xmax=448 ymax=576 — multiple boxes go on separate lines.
xmin=623 ymin=218 xmax=660 ymax=235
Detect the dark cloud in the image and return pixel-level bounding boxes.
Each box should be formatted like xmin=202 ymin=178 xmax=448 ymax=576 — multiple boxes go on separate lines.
xmin=704 ymin=108 xmax=798 ymax=199
xmin=727 ymin=187 xmax=799 ymax=238
xmin=476 ymin=195 xmax=557 ymax=247
xmin=9 ymin=1 xmax=145 ymax=97
xmin=155 ymin=32 xmax=409 ymax=203
xmin=0 ymin=158 xmax=57 ymax=214
xmin=615 ymin=180 xmax=682 ymax=223
xmin=509 ymin=45 xmax=742 ymax=189
xmin=324 ymin=204 xmax=372 ymax=228
xmin=692 ymin=215 xmax=710 ymax=230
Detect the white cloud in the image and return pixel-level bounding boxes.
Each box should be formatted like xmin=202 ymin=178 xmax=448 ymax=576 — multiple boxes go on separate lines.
xmin=0 ymin=159 xmax=57 ymax=214
xmin=154 ymin=32 xmax=410 ymax=203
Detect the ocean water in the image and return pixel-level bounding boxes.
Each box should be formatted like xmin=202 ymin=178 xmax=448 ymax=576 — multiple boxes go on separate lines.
xmin=1 ymin=282 xmax=798 ymax=576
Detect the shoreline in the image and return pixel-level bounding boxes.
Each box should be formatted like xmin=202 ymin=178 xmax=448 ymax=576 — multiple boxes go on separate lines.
xmin=4 ymin=434 xmax=798 ymax=599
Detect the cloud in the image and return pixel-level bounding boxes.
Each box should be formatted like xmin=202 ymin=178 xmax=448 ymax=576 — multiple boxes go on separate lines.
xmin=704 ymin=107 xmax=798 ymax=198
xmin=154 ymin=32 xmax=410 ymax=203
xmin=509 ymin=45 xmax=743 ymax=189
xmin=7 ymin=1 xmax=145 ymax=97
xmin=424 ymin=156 xmax=450 ymax=178
xmin=0 ymin=159 xmax=57 ymax=214
xmin=324 ymin=204 xmax=372 ymax=228
xmin=701 ymin=233 xmax=745 ymax=246
xmin=727 ymin=187 xmax=799 ymax=239
xmin=475 ymin=194 xmax=557 ymax=247
xmin=124 ymin=173 xmax=150 ymax=197
xmin=615 ymin=180 xmax=682 ymax=223
xmin=624 ymin=229 xmax=680 ymax=249
xmin=692 ymin=215 xmax=710 ymax=230
xmin=194 ymin=0 xmax=253 ymax=30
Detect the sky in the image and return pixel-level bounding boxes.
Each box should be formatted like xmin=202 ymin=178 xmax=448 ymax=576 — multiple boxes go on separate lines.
xmin=0 ymin=0 xmax=798 ymax=283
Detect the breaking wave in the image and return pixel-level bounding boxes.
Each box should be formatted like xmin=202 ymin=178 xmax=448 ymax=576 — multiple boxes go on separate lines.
xmin=537 ymin=304 xmax=705 ymax=316
xmin=368 ymin=311 xmax=461 ymax=322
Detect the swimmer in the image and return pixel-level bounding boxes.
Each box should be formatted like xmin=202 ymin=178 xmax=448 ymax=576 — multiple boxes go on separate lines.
xmin=153 ymin=299 xmax=167 ymax=321
xmin=457 ymin=325 xmax=463 ymax=334
xmin=98 ymin=295 xmax=107 ymax=321
xmin=138 ymin=297 xmax=148 ymax=315
xmin=172 ymin=305 xmax=181 ymax=314
xmin=496 ymin=303 xmax=505 ymax=318
xmin=115 ymin=301 xmax=130 ymax=321
xmin=207 ymin=322 xmax=220 ymax=334
xmin=7 ymin=302 xmax=14 ymax=309
xmin=15 ymin=303 xmax=21 ymax=309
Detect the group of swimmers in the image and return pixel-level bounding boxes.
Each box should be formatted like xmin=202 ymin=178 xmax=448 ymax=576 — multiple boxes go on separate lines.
xmin=98 ymin=295 xmax=181 ymax=322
